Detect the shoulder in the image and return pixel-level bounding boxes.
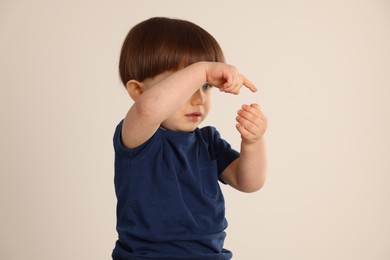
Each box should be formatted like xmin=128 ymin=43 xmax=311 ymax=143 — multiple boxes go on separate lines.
xmin=113 ymin=120 xmax=163 ymax=159
xmin=198 ymin=126 xmax=218 ymax=140
xmin=198 ymin=126 xmax=229 ymax=148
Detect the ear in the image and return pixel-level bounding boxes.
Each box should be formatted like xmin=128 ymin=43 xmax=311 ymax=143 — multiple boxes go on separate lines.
xmin=125 ymin=80 xmax=144 ymax=101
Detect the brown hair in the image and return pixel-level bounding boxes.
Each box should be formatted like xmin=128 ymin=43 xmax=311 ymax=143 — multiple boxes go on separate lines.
xmin=119 ymin=17 xmax=225 ymax=85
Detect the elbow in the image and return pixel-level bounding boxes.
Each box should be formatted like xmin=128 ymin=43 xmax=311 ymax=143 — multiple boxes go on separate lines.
xmin=235 ymin=177 xmax=266 ymax=193
xmin=136 ymin=98 xmax=153 ymax=117
xmin=134 ymin=98 xmax=162 ymax=125
xmin=240 ymin=181 xmax=265 ymax=193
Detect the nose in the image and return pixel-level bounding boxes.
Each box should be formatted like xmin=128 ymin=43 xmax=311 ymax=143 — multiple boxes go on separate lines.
xmin=190 ymin=89 xmax=205 ymax=105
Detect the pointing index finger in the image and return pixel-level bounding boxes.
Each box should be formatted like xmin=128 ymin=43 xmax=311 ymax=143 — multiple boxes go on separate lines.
xmin=242 ymin=75 xmax=257 ymax=92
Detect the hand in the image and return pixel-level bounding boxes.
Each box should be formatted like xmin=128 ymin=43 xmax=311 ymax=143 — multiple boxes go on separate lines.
xmin=205 ymin=62 xmax=257 ymax=95
xmin=236 ymin=103 xmax=267 ymax=144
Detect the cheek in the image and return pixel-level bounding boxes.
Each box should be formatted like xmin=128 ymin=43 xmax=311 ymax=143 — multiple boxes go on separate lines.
xmin=207 ymin=91 xmax=212 ymax=104
xmin=204 ymin=97 xmax=212 ymax=113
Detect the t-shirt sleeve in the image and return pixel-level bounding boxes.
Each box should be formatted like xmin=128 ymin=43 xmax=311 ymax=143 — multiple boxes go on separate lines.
xmin=206 ymin=127 xmax=240 ymax=175
xmin=113 ymin=119 xmax=160 ymax=159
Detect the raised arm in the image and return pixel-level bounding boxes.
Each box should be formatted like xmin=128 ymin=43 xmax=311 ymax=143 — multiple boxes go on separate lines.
xmin=121 ymin=62 xmax=256 ymax=149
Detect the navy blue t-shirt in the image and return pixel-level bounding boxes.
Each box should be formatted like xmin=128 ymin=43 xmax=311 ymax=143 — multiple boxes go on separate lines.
xmin=112 ymin=120 xmax=239 ymax=260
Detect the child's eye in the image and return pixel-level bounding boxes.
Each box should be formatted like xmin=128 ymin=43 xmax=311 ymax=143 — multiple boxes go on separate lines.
xmin=202 ymin=83 xmax=212 ymax=91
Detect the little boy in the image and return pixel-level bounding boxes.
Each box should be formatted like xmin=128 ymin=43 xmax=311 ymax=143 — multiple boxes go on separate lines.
xmin=112 ymin=17 xmax=267 ymax=259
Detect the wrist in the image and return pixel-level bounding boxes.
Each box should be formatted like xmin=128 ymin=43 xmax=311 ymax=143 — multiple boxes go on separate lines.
xmin=241 ymin=138 xmax=263 ymax=152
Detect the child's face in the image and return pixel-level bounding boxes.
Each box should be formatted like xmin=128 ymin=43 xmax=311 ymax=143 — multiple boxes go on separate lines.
xmin=144 ymin=71 xmax=212 ymax=132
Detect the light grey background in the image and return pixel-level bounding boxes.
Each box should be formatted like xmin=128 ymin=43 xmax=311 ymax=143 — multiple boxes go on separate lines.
xmin=1 ymin=0 xmax=389 ymax=259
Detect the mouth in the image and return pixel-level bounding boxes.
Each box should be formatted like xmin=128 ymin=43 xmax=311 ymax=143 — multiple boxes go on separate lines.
xmin=185 ymin=112 xmax=202 ymax=122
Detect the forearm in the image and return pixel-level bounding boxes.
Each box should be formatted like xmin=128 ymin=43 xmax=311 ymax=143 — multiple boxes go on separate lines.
xmin=235 ymin=138 xmax=267 ymax=192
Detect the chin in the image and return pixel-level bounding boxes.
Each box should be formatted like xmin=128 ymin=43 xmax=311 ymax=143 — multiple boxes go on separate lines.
xmin=160 ymin=125 xmax=196 ymax=132
xmin=161 ymin=120 xmax=202 ymax=133
xmin=176 ymin=124 xmax=199 ymax=132
xmin=178 ymin=127 xmax=197 ymax=133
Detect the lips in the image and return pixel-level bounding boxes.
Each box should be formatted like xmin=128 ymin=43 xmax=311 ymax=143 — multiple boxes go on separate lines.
xmin=185 ymin=112 xmax=201 ymax=117
xmin=185 ymin=112 xmax=202 ymax=122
